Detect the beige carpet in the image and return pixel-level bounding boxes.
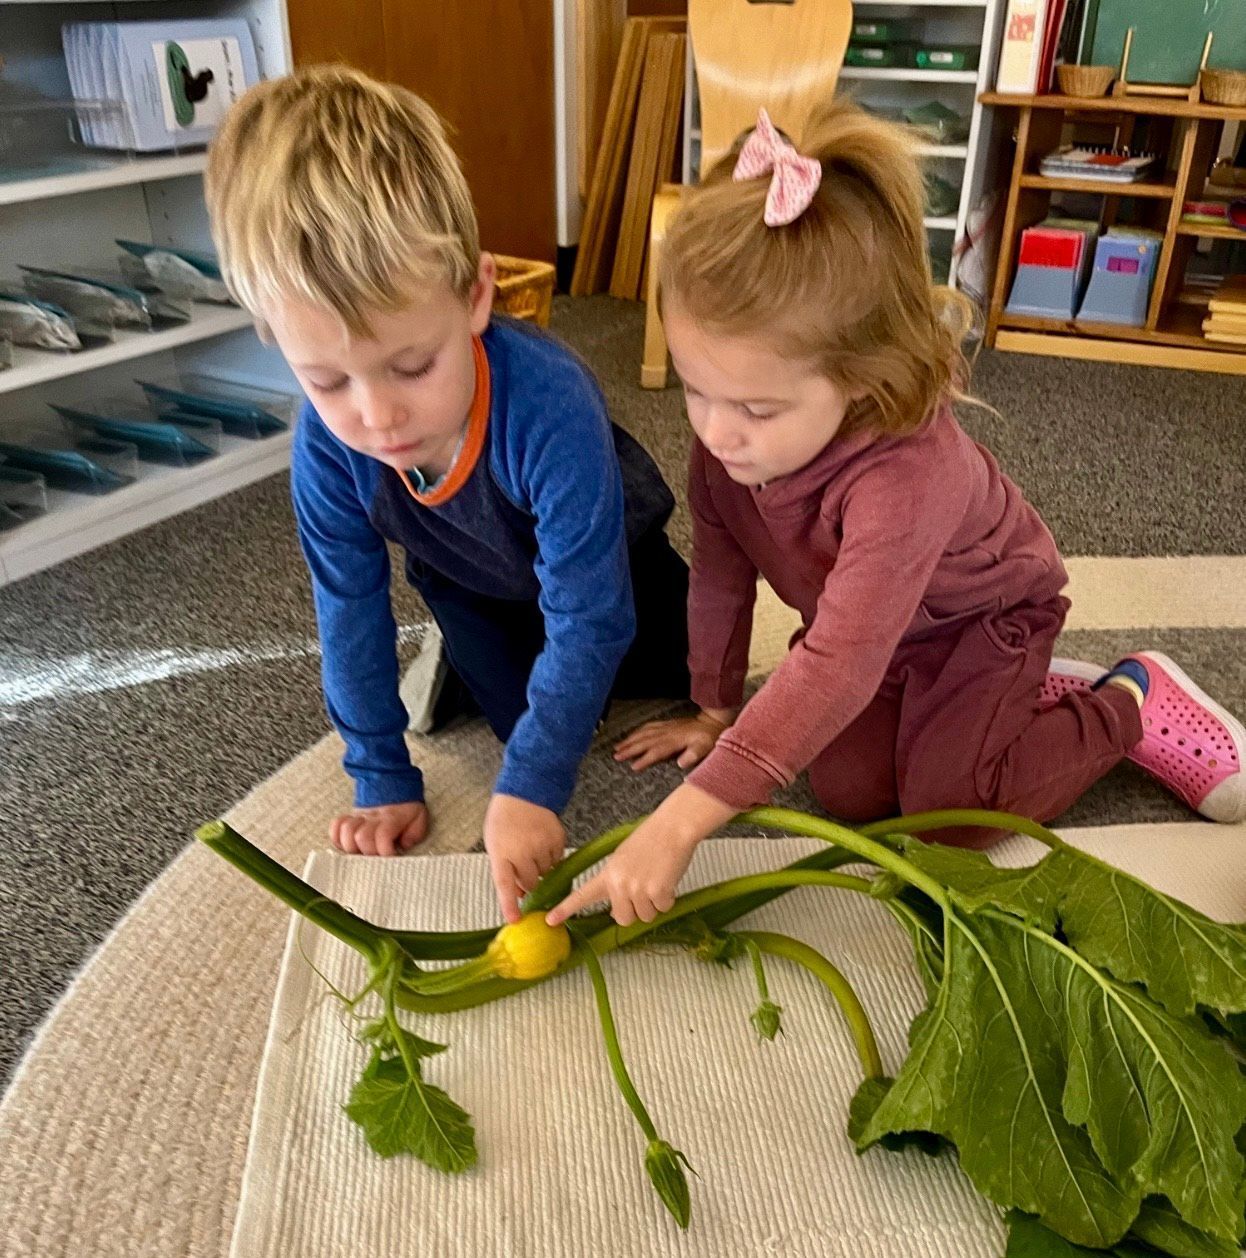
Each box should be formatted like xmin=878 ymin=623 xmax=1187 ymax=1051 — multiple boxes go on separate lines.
xmin=1 ymin=578 xmax=1242 ymax=1258
xmin=0 ymin=594 xmax=802 ymax=1258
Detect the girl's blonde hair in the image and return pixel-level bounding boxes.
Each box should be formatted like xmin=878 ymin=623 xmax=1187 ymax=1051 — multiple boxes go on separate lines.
xmin=660 ymin=97 xmax=973 ymax=437
xmin=205 ymin=64 xmax=480 ymax=337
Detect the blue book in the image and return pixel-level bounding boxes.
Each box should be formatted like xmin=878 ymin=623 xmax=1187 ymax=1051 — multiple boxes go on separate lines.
xmin=1076 ymin=229 xmax=1162 ymax=326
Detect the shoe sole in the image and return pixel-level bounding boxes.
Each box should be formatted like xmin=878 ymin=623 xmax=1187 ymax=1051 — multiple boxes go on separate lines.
xmin=400 ymin=624 xmax=447 ymax=736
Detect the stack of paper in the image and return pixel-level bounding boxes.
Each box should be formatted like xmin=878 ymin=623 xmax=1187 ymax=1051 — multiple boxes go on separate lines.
xmin=61 ymin=19 xmax=260 ymax=153
xmin=1039 ymin=145 xmax=1159 ymax=183
xmin=1203 ymin=274 xmax=1246 ymax=345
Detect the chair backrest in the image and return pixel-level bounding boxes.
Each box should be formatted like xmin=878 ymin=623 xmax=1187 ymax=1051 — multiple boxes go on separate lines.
xmin=690 ymin=0 xmax=853 ymax=176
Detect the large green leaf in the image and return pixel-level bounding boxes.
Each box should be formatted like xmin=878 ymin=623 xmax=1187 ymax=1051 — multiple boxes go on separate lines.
xmin=1130 ymin=1198 xmax=1241 ymax=1258
xmin=1053 ymin=850 xmax=1246 ymax=1019
xmin=344 ymin=1051 xmax=477 ymax=1172
xmin=847 ymin=1076 xmax=946 ymax=1157
xmin=900 ymin=841 xmax=1246 ymax=1019
xmin=857 ymin=907 xmax=1246 ymax=1247
xmin=896 ymin=840 xmax=1063 ymax=927
xmin=1004 ymin=1210 xmax=1154 ymax=1256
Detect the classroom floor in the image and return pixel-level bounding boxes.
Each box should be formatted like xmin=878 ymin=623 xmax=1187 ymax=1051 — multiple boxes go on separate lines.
xmin=2 ymin=294 xmax=1244 ymax=1084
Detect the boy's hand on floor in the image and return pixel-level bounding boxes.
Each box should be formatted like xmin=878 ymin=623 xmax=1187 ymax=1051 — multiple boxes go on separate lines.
xmin=330 ymin=801 xmax=430 ymax=857
xmin=546 ymin=783 xmax=736 ymax=927
xmin=613 ymin=711 xmax=731 ymax=773
xmin=484 ymin=793 xmax=567 ymax=924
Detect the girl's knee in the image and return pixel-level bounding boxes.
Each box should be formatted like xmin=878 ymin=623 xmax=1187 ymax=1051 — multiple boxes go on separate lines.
xmin=897 ymin=779 xmax=1007 ymax=849
xmin=808 ymin=758 xmax=898 ymax=825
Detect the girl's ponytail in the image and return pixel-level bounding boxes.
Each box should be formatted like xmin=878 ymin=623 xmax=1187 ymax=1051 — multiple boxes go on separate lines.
xmin=662 ymin=97 xmax=976 ymax=435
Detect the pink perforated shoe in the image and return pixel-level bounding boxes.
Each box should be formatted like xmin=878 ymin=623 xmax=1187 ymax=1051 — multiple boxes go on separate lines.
xmin=1116 ymin=652 xmax=1246 ymax=824
xmin=1039 ymin=658 xmax=1107 ymax=706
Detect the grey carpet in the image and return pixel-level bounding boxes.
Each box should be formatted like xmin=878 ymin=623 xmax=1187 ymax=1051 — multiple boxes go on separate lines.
xmin=1 ymin=294 xmax=1244 ymax=1084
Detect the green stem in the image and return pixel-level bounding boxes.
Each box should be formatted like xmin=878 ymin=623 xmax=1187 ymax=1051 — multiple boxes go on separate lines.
xmin=737 ymin=930 xmax=883 ymax=1079
xmin=389 ymin=910 xmax=616 ymax=961
xmin=744 ymin=939 xmax=771 ymax=1002
xmin=380 ymin=948 xmax=421 ymax=1079
xmin=395 ymin=870 xmax=875 ymax=1015
xmin=386 ymin=926 xmax=496 ymax=960
xmin=695 ymin=844 xmax=859 ymax=932
xmin=400 ymin=847 xmax=932 ymax=1014
xmin=522 ymin=819 xmax=644 ymax=913
xmin=594 ymin=869 xmax=876 ymax=952
xmin=196 ymin=820 xmax=385 ymax=964
xmin=858 ymin=808 xmax=1067 ymax=850
xmin=736 ymin=808 xmax=949 ymax=904
xmin=394 ymin=974 xmax=534 ymax=1014
xmin=577 ymin=938 xmax=658 ymax=1141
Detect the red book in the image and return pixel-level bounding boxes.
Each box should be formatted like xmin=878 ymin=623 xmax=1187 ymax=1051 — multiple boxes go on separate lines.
xmin=1018 ymin=227 xmax=1081 ymax=269
xmin=1036 ymin=0 xmax=1067 ymax=92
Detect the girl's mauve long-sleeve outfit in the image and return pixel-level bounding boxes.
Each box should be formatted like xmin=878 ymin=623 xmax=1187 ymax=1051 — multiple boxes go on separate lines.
xmin=684 ymin=408 xmax=1142 ymax=844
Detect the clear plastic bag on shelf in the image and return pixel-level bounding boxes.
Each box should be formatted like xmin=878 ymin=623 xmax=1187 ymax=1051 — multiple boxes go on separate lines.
xmin=859 ymin=102 xmax=907 ymax=126
xmin=20 ymin=266 xmax=191 ymax=330
xmin=0 ymin=293 xmax=83 ymax=351
xmin=0 ymin=420 xmax=138 ymax=494
xmin=904 ymin=102 xmax=970 ymax=146
xmin=0 ymin=459 xmax=49 ymax=531
xmin=49 ymin=401 xmax=221 ymax=467
xmin=135 ymin=373 xmax=296 ymax=439
xmin=924 ymin=173 xmax=960 ymax=218
xmin=0 ymin=77 xmax=132 ymax=183
xmin=116 ymin=241 xmax=233 ymax=305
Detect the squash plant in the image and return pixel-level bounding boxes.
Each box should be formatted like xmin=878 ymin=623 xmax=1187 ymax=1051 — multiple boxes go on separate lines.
xmin=198 ymin=808 xmax=1246 ymax=1256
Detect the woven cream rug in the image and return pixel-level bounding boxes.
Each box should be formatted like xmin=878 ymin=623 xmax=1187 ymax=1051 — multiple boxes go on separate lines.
xmin=230 ymin=828 xmax=1246 ymax=1258
xmin=2 ymin=579 xmax=1243 ymax=1257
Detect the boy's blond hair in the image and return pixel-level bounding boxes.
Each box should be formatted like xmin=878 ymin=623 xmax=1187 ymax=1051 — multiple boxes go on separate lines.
xmin=660 ymin=97 xmax=974 ymax=438
xmin=205 ymin=64 xmax=480 ymax=337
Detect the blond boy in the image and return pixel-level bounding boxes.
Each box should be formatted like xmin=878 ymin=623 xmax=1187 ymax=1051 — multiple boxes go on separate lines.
xmin=206 ymin=66 xmax=689 ymax=919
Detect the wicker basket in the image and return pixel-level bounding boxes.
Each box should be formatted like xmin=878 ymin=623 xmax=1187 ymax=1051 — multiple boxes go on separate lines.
xmin=1056 ymin=64 xmax=1115 ymax=97
xmin=493 ymin=254 xmax=556 ymax=327
xmin=1200 ymin=68 xmax=1246 ymax=107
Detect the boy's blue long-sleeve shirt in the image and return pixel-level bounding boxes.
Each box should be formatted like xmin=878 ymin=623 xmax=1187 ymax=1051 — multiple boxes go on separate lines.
xmin=290 ymin=317 xmax=673 ymax=814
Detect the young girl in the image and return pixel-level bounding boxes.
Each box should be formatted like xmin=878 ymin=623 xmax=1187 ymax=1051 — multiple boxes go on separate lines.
xmin=548 ymin=100 xmax=1246 ymax=929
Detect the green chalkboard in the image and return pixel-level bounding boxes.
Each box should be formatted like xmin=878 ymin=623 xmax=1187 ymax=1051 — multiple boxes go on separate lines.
xmin=1088 ymin=0 xmax=1246 ymax=85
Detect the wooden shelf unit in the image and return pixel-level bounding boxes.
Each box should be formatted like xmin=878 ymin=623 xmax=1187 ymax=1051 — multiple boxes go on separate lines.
xmin=1175 ymin=220 xmax=1246 ymax=241
xmin=982 ymin=92 xmax=1246 ymax=375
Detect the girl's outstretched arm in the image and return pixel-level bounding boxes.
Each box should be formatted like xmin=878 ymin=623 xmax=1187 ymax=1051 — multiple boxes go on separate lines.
xmin=545 ymin=782 xmax=736 ymax=926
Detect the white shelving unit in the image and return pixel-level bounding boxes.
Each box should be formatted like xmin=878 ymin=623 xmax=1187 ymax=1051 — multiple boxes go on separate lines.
xmin=681 ymin=0 xmax=1013 ymax=290
xmin=840 ymin=65 xmax=980 ymax=83
xmin=0 ymin=0 xmax=295 ymax=587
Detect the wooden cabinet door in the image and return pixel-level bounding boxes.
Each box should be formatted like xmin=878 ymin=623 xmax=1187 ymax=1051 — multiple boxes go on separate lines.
xmin=287 ymin=0 xmax=557 ymax=261
xmin=288 ymin=0 xmax=387 ymax=81
xmin=383 ymin=1 xmax=557 ymax=261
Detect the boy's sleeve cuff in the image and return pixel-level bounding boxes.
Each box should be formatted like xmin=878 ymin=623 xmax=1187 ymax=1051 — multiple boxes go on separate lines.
xmin=494 ymin=761 xmax=575 ymax=815
xmin=687 ymin=740 xmax=786 ymax=811
xmin=352 ymin=768 xmax=426 ymax=809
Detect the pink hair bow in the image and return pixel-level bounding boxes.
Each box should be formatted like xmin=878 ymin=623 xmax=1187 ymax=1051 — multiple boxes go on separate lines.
xmin=732 ymin=108 xmax=822 ymax=227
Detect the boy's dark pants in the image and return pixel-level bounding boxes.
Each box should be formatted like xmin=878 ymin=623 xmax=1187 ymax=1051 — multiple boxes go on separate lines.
xmin=413 ymin=527 xmax=691 ymax=741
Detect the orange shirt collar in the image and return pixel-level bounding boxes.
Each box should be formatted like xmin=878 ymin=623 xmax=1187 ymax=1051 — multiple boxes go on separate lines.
xmin=396 ymin=335 xmax=490 ymax=507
